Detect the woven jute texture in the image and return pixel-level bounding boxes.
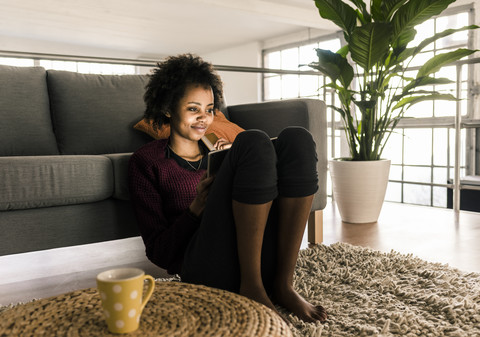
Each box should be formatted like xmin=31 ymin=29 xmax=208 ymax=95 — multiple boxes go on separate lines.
xmin=0 ymin=281 xmax=292 ymax=337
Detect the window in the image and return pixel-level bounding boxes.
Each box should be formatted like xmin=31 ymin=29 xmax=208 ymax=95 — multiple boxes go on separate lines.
xmin=0 ymin=57 xmax=136 ymax=75
xmin=382 ymin=8 xmax=473 ymax=207
xmin=262 ymin=6 xmax=476 ymax=208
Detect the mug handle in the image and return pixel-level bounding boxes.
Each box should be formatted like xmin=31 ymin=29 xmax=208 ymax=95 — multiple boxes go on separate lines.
xmin=140 ymin=275 xmax=155 ymax=312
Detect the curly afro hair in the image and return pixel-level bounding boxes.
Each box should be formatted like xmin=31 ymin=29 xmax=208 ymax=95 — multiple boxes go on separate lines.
xmin=143 ymin=54 xmax=224 ymax=129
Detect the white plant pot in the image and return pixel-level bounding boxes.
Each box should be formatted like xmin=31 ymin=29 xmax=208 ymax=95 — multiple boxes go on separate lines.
xmin=329 ymin=159 xmax=391 ymax=223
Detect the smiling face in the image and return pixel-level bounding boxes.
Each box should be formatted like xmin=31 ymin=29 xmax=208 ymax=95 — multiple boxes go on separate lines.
xmin=168 ymin=84 xmax=215 ymax=143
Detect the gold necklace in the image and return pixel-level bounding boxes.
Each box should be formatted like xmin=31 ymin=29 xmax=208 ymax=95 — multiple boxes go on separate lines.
xmin=168 ymin=145 xmax=204 ymax=171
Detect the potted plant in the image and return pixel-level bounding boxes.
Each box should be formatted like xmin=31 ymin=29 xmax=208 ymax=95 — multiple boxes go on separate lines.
xmin=309 ymin=0 xmax=478 ymax=223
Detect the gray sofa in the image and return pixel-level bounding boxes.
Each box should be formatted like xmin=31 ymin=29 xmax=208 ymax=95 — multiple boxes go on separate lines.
xmin=0 ymin=64 xmax=327 ymax=257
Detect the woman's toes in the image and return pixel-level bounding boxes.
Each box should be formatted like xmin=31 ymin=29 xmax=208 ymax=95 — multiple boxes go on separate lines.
xmin=273 ymin=286 xmax=328 ymax=323
xmin=314 ymin=305 xmax=328 ymax=322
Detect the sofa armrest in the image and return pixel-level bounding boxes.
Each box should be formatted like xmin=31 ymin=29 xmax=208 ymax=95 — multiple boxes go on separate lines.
xmin=226 ymin=99 xmax=327 ymax=212
xmin=104 ymin=153 xmax=133 ymax=201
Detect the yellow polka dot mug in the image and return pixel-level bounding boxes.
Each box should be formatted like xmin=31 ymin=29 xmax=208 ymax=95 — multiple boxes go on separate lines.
xmin=96 ymin=268 xmax=155 ymax=334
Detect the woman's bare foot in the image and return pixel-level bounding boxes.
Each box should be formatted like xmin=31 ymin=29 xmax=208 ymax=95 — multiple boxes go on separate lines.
xmin=273 ymin=284 xmax=327 ymax=323
xmin=239 ymin=283 xmax=278 ymax=313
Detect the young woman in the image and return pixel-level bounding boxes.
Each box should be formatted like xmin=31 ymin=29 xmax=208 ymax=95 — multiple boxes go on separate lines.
xmin=128 ymin=54 xmax=327 ymax=322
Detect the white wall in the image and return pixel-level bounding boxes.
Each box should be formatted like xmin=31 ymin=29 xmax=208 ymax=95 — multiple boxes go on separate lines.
xmin=202 ymin=42 xmax=263 ymax=106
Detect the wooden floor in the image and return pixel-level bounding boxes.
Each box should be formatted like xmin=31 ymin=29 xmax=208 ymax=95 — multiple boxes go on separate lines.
xmin=1 ymin=200 xmax=480 ymax=306
xmin=312 ymin=200 xmax=480 ymax=274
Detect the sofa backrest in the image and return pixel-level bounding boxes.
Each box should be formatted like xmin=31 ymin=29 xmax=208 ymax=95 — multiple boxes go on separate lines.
xmin=0 ymin=65 xmax=59 ymax=156
xmin=47 ymin=70 xmax=150 ymax=155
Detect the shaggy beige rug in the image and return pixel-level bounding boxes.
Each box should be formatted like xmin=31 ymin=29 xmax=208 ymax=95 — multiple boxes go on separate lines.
xmin=287 ymin=243 xmax=480 ymax=337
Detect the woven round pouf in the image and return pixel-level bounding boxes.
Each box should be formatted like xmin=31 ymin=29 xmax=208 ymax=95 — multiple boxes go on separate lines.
xmin=0 ymin=281 xmax=292 ymax=336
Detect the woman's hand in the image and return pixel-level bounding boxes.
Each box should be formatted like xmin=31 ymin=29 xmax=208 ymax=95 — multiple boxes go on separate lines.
xmin=189 ymin=173 xmax=215 ymax=217
xmin=214 ymin=138 xmax=232 ymax=151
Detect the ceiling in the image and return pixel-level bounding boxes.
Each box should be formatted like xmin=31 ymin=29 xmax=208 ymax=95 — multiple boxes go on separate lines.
xmin=0 ymin=0 xmax=338 ymax=59
xmin=0 ymin=0 xmax=476 ymax=61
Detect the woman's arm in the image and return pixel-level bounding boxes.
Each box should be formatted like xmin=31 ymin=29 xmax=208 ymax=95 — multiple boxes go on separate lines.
xmin=189 ymin=173 xmax=214 ymax=217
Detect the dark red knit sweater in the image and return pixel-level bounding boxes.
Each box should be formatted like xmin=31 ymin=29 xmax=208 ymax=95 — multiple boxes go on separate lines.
xmin=128 ymin=139 xmax=204 ymax=274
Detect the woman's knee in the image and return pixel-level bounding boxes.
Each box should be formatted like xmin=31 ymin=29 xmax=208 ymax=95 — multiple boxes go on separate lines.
xmin=235 ymin=129 xmax=273 ymax=148
xmin=277 ymin=127 xmax=316 ymax=161
xmin=229 ymin=130 xmax=278 ymax=203
xmin=231 ymin=129 xmax=276 ymax=160
xmin=278 ymin=127 xmax=314 ymax=146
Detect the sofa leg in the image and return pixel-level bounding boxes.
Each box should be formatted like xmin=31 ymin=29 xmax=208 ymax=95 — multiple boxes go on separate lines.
xmin=308 ymin=210 xmax=323 ymax=245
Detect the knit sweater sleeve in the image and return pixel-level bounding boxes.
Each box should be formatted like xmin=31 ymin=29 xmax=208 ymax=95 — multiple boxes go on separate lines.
xmin=128 ymin=144 xmax=200 ymax=275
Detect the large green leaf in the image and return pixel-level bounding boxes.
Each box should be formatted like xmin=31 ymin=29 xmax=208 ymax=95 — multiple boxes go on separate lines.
xmin=412 ymin=25 xmax=479 ymax=56
xmin=310 ymin=49 xmax=354 ymax=88
xmin=417 ymin=49 xmax=476 ymax=78
xmin=372 ymin=0 xmax=408 ymax=22
xmin=349 ymin=0 xmax=367 ymax=13
xmin=402 ymin=76 xmax=454 ymax=94
xmin=392 ymin=28 xmax=417 ymax=52
xmin=393 ymin=93 xmax=458 ymax=110
xmin=393 ymin=89 xmax=446 ymax=102
xmin=350 ymin=23 xmax=392 ymax=71
xmin=353 ymin=99 xmax=377 ymax=111
xmin=392 ymin=0 xmax=455 ymax=46
xmin=350 ymin=0 xmax=371 ymax=23
xmin=395 ymin=47 xmax=415 ymax=64
xmin=314 ymin=0 xmax=357 ymax=38
xmin=337 ymin=45 xmax=349 ymax=57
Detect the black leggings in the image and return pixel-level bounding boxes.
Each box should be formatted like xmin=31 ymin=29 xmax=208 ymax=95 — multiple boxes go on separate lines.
xmin=180 ymin=127 xmax=318 ymax=294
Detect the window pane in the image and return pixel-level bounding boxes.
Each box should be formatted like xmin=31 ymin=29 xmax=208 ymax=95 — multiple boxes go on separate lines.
xmin=382 ymin=130 xmax=403 ymax=165
xmin=433 ymin=167 xmax=448 ymax=184
xmin=281 ymin=75 xmax=299 ymax=98
xmin=299 ymin=75 xmax=319 ymax=97
xmin=404 ymin=183 xmax=431 ymax=206
xmin=404 ymin=166 xmax=431 ymax=183
xmin=78 ymin=62 xmax=131 ymax=75
xmin=404 ymin=100 xmax=434 ymax=118
xmin=433 ymin=186 xmax=447 ymax=208
xmin=385 ymin=182 xmax=402 ymax=202
xmin=389 ymin=165 xmax=402 ymax=180
xmin=281 ymin=48 xmax=299 ymax=70
xmin=264 ymin=76 xmax=281 ymax=100
xmin=434 ymin=99 xmax=456 ymax=117
xmin=334 ymin=130 xmax=342 ymax=158
xmin=113 ymin=64 xmax=135 ymax=75
xmin=449 ymin=128 xmax=466 ymax=168
xmin=264 ymin=51 xmax=280 ymax=69
xmin=437 ymin=13 xmax=469 ymax=49
xmin=327 ymin=131 xmax=342 ymax=159
xmin=0 ymin=57 xmax=34 ymax=66
xmin=318 ymin=39 xmax=341 ymax=52
xmin=433 ymin=128 xmax=448 ymax=166
xmin=40 ymin=60 xmax=77 ymax=71
xmin=410 ymin=51 xmax=434 ymax=68
xmin=404 ymin=129 xmax=432 ymax=165
xmin=436 ymin=65 xmax=457 ymax=81
xmin=410 ymin=19 xmax=435 ymax=47
xmin=299 ymin=44 xmax=318 ymax=69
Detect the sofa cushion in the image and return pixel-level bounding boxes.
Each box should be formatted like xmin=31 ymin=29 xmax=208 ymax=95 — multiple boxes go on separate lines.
xmin=104 ymin=153 xmax=132 ymax=201
xmin=0 ymin=156 xmax=113 ymax=211
xmin=0 ymin=65 xmax=59 ymax=156
xmin=47 ymin=70 xmax=150 ymax=155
